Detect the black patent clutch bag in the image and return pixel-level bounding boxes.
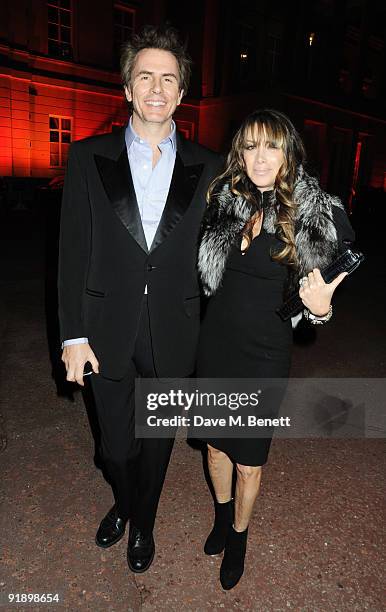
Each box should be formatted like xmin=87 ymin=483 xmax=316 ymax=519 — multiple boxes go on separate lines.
xmin=276 ymin=249 xmax=365 ymax=321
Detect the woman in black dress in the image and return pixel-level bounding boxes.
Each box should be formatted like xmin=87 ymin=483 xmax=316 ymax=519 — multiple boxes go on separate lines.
xmin=196 ymin=109 xmax=355 ymax=589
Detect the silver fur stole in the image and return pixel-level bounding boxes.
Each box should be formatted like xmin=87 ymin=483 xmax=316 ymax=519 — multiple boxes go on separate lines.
xmin=198 ymin=166 xmax=344 ymax=296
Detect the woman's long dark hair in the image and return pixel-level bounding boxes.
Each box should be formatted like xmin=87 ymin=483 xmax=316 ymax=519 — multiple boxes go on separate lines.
xmin=208 ymin=109 xmax=306 ymax=265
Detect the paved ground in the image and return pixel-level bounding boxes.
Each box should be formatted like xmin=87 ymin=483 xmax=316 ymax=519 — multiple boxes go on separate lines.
xmin=0 ymin=208 xmax=385 ymax=611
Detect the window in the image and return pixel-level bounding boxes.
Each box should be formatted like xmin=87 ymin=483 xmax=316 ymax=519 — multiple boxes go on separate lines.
xmin=114 ymin=3 xmax=136 ymax=61
xmin=303 ymin=120 xmax=327 ymax=178
xmin=238 ymin=24 xmax=256 ymax=83
xmin=47 ymin=0 xmax=72 ymax=60
xmin=338 ymin=67 xmax=352 ymax=94
xmin=314 ymin=0 xmax=334 ymax=18
xmin=266 ymin=34 xmax=282 ymax=83
xmin=49 ymin=116 xmax=72 ymax=167
xmin=327 ymin=127 xmax=353 ymax=201
xmin=265 ymin=22 xmax=283 ymax=84
xmin=345 ymin=0 xmax=363 ymax=28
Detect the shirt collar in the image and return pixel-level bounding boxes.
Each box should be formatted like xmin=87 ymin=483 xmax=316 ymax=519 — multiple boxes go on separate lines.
xmin=125 ymin=117 xmax=177 ymax=152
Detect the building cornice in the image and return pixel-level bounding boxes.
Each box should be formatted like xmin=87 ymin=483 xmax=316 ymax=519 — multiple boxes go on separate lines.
xmin=0 ymin=43 xmax=122 ymax=92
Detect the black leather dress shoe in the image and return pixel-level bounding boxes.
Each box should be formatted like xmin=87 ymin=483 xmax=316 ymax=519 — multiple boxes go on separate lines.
xmin=127 ymin=525 xmax=155 ymax=573
xmin=95 ymin=506 xmax=128 ymax=548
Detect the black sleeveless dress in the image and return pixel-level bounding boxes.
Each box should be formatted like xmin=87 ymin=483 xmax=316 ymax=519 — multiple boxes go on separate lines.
xmin=196 ymin=198 xmax=292 ymax=466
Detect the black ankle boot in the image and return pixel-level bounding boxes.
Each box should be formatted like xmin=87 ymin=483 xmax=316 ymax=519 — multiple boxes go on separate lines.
xmin=204 ymin=499 xmax=233 ymax=555
xmin=220 ymin=525 xmax=248 ymax=590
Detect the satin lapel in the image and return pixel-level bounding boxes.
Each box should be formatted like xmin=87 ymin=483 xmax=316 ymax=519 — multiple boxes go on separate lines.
xmin=150 ymin=153 xmax=204 ymax=252
xmin=94 ymin=149 xmax=148 ymax=253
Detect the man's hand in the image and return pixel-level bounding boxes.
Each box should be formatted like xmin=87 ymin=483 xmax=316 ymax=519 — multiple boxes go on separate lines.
xmin=62 ymin=343 xmax=99 ymax=387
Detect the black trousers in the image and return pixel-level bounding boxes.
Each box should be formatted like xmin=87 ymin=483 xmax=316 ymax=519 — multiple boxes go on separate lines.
xmin=90 ymin=296 xmax=174 ymax=534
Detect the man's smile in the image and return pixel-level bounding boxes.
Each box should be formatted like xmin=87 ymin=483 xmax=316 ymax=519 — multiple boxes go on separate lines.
xmin=144 ymin=100 xmax=167 ymax=107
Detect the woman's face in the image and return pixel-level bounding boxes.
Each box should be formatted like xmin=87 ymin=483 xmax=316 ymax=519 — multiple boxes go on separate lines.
xmin=242 ymin=126 xmax=285 ymax=191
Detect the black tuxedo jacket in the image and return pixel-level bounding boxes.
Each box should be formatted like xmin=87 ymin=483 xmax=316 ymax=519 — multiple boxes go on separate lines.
xmin=58 ymin=126 xmax=222 ymax=380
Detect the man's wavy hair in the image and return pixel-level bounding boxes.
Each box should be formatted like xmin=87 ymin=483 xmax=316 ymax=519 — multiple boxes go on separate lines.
xmin=208 ymin=109 xmax=306 ymax=266
xmin=120 ymin=25 xmax=192 ymax=94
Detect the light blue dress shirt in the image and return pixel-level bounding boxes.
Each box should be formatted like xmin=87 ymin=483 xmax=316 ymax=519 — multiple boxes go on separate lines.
xmin=125 ymin=118 xmax=176 ymax=249
xmin=63 ymin=118 xmax=177 ymax=347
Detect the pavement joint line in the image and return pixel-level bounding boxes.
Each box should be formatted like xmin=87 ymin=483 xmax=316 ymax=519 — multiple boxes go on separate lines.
xmin=0 ymin=297 xmax=10 ymax=451
xmin=132 ymin=574 xmax=144 ymax=609
xmin=0 ymin=426 xmax=6 ymax=453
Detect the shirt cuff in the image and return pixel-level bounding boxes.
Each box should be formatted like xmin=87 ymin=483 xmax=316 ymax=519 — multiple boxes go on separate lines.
xmin=291 ymin=312 xmax=303 ymax=329
xmin=62 ymin=337 xmax=89 ymax=349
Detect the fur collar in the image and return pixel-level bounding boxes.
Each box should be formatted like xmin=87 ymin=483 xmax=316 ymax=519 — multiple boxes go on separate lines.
xmin=198 ymin=166 xmax=344 ymax=296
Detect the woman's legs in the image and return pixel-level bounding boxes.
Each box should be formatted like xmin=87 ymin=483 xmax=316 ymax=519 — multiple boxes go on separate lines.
xmin=206 ymin=447 xmax=263 ymax=527
xmin=207 ymin=444 xmax=233 ymax=501
xmin=234 ymin=464 xmax=262 ymax=531
xmin=220 ymin=463 xmax=262 ymax=590
xmin=204 ymin=444 xmax=234 ymax=555
xmin=205 ymin=445 xmax=264 ymax=588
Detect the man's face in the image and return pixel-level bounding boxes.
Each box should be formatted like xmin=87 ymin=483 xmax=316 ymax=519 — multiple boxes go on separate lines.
xmin=125 ymin=48 xmax=183 ymax=128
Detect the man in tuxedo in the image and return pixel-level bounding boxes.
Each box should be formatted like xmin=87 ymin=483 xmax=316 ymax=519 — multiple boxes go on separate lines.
xmin=58 ymin=26 xmax=221 ymax=572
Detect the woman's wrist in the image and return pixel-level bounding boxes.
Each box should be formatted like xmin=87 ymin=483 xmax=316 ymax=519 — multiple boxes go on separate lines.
xmin=304 ymin=304 xmax=333 ymax=324
xmin=311 ymin=306 xmax=331 ymax=317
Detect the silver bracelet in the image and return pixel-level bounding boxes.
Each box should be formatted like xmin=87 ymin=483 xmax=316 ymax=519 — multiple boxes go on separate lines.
xmin=303 ymin=304 xmax=333 ymax=325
